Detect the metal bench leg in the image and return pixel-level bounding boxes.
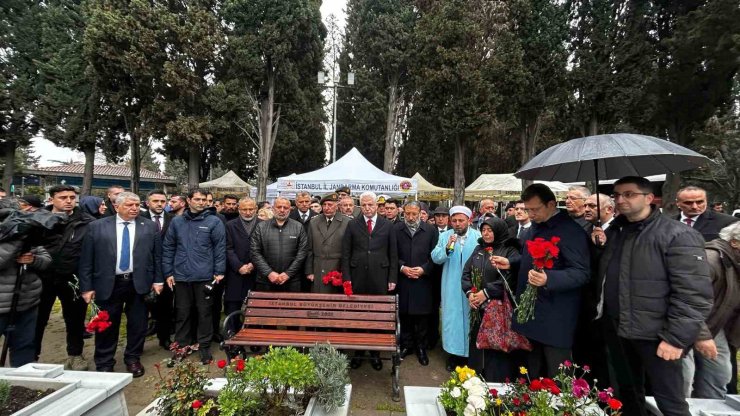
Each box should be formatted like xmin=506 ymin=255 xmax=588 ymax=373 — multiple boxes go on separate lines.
xmin=391 ymin=353 xmax=401 ymax=402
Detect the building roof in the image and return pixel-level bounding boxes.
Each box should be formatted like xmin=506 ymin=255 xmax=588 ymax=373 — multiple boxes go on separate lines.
xmin=28 ymin=164 xmax=174 ymax=183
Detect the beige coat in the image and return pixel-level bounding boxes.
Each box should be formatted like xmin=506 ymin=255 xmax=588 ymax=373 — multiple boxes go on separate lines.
xmin=305 ymin=214 xmax=349 ymax=293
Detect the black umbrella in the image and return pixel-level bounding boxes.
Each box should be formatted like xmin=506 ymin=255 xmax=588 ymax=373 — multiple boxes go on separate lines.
xmin=514 ymin=133 xmax=710 ymax=226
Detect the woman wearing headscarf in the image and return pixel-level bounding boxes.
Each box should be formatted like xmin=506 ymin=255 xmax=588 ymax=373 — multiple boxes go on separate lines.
xmin=79 ymin=196 xmax=105 ymax=219
xmin=462 ymin=216 xmax=520 ymax=381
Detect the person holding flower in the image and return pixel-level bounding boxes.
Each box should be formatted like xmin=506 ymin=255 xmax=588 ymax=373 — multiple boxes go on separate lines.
xmin=496 ymin=184 xmax=590 ymax=378
xmin=461 ymin=217 xmax=520 ymax=381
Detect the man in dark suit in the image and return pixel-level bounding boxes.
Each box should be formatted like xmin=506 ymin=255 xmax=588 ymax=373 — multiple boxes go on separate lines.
xmin=395 ymin=201 xmax=439 ymax=366
xmin=78 ymin=192 xmax=163 ymax=376
xmin=675 ymin=186 xmax=739 ymax=242
xmin=508 ymin=200 xmax=532 ymax=244
xmin=102 ymin=185 xmax=124 ymax=218
xmin=224 ymin=197 xmax=260 ymax=315
xmin=141 ymin=190 xmax=174 ymax=349
xmin=289 ymin=191 xmax=318 ymax=227
xmin=342 ymin=191 xmax=399 ymax=370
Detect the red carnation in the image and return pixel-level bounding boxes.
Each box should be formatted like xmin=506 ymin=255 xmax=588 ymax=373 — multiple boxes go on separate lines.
xmin=217 ymin=359 xmax=227 ymax=369
xmin=322 ymin=274 xmax=331 ymax=285
xmin=550 ymin=236 xmax=561 ymax=244
xmin=343 ymin=281 xmax=353 ymax=296
xmin=489 ymin=388 xmax=498 ymax=398
xmin=192 ymin=400 xmax=202 ymax=409
xmin=608 ymin=398 xmax=622 ymax=410
xmin=529 ymin=379 xmax=543 ymax=391
xmin=471 ymin=286 xmax=478 ymax=293
xmin=484 ymin=247 xmax=493 ymax=253
xmin=235 ymin=359 xmax=245 ymax=372
xmin=97 ymin=310 xmax=110 ymax=321
xmin=512 ymin=397 xmax=521 ymax=406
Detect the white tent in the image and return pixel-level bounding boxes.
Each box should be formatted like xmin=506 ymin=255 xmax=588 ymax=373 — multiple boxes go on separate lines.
xmin=465 ymin=173 xmax=569 ymax=201
xmin=412 ymin=172 xmax=453 ymax=201
xmin=251 ymin=174 xmax=297 ymax=199
xmin=199 ymin=170 xmax=253 ymax=192
xmin=277 ymin=148 xmax=417 ymax=197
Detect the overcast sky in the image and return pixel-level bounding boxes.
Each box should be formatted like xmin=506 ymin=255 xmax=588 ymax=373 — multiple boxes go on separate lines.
xmin=33 ymin=0 xmax=348 ymax=167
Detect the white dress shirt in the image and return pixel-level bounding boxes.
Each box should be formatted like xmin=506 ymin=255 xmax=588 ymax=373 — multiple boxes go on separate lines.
xmin=680 ymin=212 xmax=699 ymax=227
xmin=364 ymin=214 xmax=378 ymax=232
xmin=115 ymin=215 xmax=136 ymax=274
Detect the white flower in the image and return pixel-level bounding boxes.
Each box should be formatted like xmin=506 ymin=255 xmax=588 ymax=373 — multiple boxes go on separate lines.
xmin=462 ymin=376 xmax=486 ymax=390
xmin=463 ymin=403 xmax=480 ymax=416
xmin=451 ymin=387 xmax=462 ymax=398
xmin=467 ymin=394 xmax=487 ymax=410
xmin=466 ymin=383 xmax=487 ymax=398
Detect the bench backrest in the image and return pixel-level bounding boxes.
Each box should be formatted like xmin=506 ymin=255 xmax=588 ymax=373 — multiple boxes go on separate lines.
xmin=243 ymin=291 xmax=399 ymax=336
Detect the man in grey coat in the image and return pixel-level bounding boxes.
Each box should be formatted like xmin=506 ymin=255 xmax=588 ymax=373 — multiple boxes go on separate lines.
xmin=305 ymin=193 xmax=349 ymax=293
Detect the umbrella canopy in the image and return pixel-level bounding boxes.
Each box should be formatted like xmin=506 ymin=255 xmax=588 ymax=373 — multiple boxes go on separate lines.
xmin=515 ymin=133 xmax=709 ymax=182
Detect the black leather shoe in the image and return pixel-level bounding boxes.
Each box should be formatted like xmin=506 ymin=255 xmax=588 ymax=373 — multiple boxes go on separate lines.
xmin=400 ymin=348 xmax=413 ymax=359
xmin=350 ymin=358 xmax=363 ymax=369
xmin=417 ymin=348 xmax=429 ymax=366
xmin=445 ymin=356 xmax=456 ymax=372
xmin=126 ymin=361 xmax=145 ymax=378
xmin=371 ymin=358 xmax=383 ymax=371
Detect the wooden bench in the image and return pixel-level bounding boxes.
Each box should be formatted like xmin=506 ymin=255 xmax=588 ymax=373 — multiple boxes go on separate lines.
xmin=221 ymin=291 xmax=402 ymax=401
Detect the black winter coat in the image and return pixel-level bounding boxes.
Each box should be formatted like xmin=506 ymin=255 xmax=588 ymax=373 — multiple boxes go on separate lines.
xmin=341 ymin=215 xmax=398 ymax=295
xmin=225 ymin=217 xmax=260 ymax=302
xmin=250 ymin=218 xmax=308 ymax=285
xmin=511 ymin=211 xmax=591 ymax=349
xmin=395 ymin=221 xmax=439 ymax=314
xmin=598 ymin=207 xmax=713 ymax=348
xmin=42 ymin=207 xmax=95 ymax=278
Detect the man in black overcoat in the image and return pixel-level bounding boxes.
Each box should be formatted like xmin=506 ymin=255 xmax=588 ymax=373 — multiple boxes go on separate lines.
xmin=395 ymin=201 xmax=438 ymax=366
xmin=224 ymin=198 xmax=260 ymax=315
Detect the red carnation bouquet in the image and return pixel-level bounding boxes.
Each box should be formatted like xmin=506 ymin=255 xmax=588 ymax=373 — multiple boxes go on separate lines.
xmin=343 ymin=281 xmax=353 ymax=296
xmin=516 ymin=236 xmax=560 ymax=323
xmin=68 ymin=276 xmax=112 ymax=334
xmin=322 ymin=270 xmax=343 ymax=287
xmin=469 ymin=267 xmax=483 ymax=331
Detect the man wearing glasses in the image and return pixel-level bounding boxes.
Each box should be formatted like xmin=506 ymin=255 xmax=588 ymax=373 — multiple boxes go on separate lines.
xmin=565 ymin=186 xmax=591 ymax=231
xmin=594 ymin=176 xmax=711 ymax=416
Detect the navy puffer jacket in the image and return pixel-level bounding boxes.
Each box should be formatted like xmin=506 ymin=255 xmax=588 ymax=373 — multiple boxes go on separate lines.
xmin=162 ymin=207 xmax=226 ymax=282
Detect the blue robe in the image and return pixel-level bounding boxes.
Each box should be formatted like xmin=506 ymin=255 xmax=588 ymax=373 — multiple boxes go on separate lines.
xmin=432 ymin=227 xmax=482 ymax=357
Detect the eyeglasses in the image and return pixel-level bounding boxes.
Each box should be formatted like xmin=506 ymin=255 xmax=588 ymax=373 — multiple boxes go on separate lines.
xmin=611 ymin=191 xmax=649 ymax=200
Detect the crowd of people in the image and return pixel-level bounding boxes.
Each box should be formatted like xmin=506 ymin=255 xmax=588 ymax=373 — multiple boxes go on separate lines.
xmin=0 ymin=179 xmax=739 ymax=416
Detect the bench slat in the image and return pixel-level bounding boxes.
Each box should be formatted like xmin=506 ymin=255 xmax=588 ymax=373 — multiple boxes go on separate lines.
xmin=246 ymin=308 xmax=396 ymax=322
xmin=249 ymin=291 xmax=396 ymax=303
xmin=226 ymin=329 xmax=397 ymax=351
xmin=244 ymin=316 xmax=396 ymax=331
xmin=247 ymin=298 xmax=396 ymax=312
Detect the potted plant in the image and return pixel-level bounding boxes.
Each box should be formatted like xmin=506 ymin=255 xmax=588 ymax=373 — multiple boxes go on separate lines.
xmin=144 ymin=343 xmax=351 ymax=416
xmin=438 ymin=362 xmax=623 ymax=416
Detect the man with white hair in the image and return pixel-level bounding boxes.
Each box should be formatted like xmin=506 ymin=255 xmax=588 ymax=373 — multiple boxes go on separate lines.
xmin=583 ymin=194 xmax=616 ymax=233
xmin=78 ymin=192 xmax=163 ymax=376
xmin=432 ymin=205 xmax=481 ymax=371
xmin=342 ymin=191 xmax=398 ymax=371
xmin=565 ymin=185 xmax=591 ymax=231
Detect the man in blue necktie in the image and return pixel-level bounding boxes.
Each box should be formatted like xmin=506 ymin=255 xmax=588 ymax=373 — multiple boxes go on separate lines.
xmin=78 ymin=192 xmax=163 ymax=377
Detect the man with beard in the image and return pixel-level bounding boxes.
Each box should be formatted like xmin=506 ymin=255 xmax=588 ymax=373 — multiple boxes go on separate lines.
xmin=221 ymin=195 xmax=240 ymax=222
xmin=163 ymin=189 xmax=226 ymax=364
xmin=250 ymin=197 xmax=308 ymax=293
xmin=224 ymin=197 xmax=260 ymax=315
xmin=168 ymin=194 xmax=187 ymax=216
xmin=432 ymin=206 xmax=481 ymax=371
xmin=141 ymin=190 xmax=175 ymax=350
xmin=305 ymin=193 xmax=349 ymax=293
xmin=342 ymin=191 xmax=398 ymax=370
xmin=35 ymin=185 xmax=96 ymax=370
xmin=396 ymin=201 xmax=438 ymax=366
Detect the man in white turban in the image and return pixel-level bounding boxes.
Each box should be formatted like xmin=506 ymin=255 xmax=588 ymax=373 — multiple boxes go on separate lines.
xmin=432 ymin=205 xmax=481 ymax=371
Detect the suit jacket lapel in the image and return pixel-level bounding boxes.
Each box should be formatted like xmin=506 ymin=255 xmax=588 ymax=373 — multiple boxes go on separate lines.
xmin=324 ymin=215 xmax=343 ymax=240
xmin=108 ymin=216 xmax=118 ymax=260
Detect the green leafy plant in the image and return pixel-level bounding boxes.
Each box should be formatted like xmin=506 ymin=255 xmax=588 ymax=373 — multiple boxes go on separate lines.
xmin=309 ymin=343 xmax=349 ymax=412
xmin=150 ymin=359 xmax=211 ymax=415
xmin=0 ymin=379 xmax=10 ymax=408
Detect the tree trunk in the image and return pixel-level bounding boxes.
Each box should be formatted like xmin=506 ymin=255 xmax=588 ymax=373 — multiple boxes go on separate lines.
xmin=453 ymin=136 xmax=466 ymax=205
xmin=256 ymin=71 xmax=280 ymax=202
xmin=2 ymin=141 xmax=16 ymax=194
xmin=519 ymin=116 xmax=541 ymax=190
xmin=130 ymin=131 xmax=141 ymax=195
xmin=383 ymin=81 xmax=399 ymax=173
xmin=81 ymin=143 xmax=95 ymax=196
xmin=188 ymin=145 xmax=201 ymax=191
xmin=662 ymin=172 xmax=681 ymax=215
xmin=588 ymin=115 xmax=598 ymax=136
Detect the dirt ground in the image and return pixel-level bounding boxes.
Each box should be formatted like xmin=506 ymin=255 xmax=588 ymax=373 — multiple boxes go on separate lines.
xmin=34 ymin=304 xmax=447 ymax=415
